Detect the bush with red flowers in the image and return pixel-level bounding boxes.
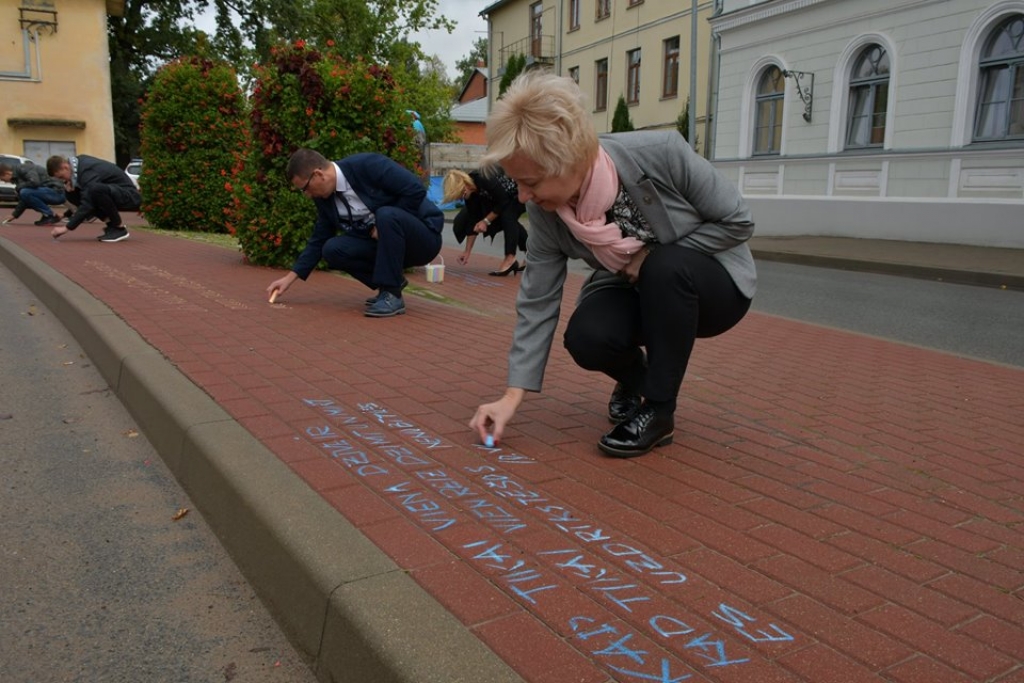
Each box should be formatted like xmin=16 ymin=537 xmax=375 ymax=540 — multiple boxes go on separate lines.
xmin=139 ymin=57 xmax=249 ymax=233
xmin=229 ymin=41 xmax=422 ymax=268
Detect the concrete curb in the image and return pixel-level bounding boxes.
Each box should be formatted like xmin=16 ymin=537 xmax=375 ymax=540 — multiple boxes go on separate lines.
xmin=0 ymin=236 xmax=522 ymax=683
xmin=752 ymin=249 xmax=1024 ymax=291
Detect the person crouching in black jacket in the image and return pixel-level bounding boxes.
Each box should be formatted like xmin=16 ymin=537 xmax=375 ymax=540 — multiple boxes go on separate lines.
xmin=47 ymin=154 xmax=141 ymax=243
xmin=442 ymin=169 xmax=527 ymax=276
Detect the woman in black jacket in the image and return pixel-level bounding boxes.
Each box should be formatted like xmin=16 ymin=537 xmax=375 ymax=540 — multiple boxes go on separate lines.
xmin=442 ymin=169 xmax=527 ymax=276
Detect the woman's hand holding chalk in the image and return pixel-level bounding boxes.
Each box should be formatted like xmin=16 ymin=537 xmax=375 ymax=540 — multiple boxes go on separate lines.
xmin=484 ymin=434 xmax=495 ymax=448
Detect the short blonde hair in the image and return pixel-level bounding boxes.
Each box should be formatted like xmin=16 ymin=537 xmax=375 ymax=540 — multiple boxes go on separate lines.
xmin=482 ymin=70 xmax=599 ymax=178
xmin=442 ymin=169 xmax=476 ymax=204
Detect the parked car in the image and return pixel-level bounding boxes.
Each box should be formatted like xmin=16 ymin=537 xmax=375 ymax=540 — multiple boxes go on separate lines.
xmin=0 ymin=154 xmax=32 ymax=205
xmin=125 ymin=158 xmax=142 ymax=190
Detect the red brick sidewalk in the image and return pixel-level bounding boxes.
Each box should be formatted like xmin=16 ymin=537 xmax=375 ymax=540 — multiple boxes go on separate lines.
xmin=3 ymin=219 xmax=1022 ymax=682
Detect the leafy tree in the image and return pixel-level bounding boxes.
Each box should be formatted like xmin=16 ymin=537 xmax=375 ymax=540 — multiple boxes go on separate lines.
xmin=454 ymin=37 xmax=488 ymax=87
xmin=387 ymin=44 xmax=456 ymax=145
xmin=140 ymin=56 xmax=249 ymax=233
xmin=108 ymin=1 xmax=209 ymax=164
xmin=227 ymin=41 xmax=423 ymax=267
xmin=611 ymin=95 xmax=634 ymax=132
xmin=184 ymin=0 xmax=455 ymax=80
xmin=499 ymin=53 xmax=527 ymax=96
xmin=108 ymin=0 xmax=456 ymax=164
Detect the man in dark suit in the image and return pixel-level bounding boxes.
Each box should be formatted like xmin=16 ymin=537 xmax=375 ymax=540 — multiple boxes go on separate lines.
xmin=266 ymin=148 xmax=443 ymax=317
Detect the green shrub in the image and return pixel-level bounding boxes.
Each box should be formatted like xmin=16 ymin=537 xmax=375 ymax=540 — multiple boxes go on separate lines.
xmin=499 ymin=53 xmax=526 ymax=96
xmin=139 ymin=57 xmax=248 ymax=232
xmin=676 ymin=95 xmax=700 ymax=148
xmin=229 ymin=40 xmax=422 ymax=268
xmin=611 ymin=95 xmax=634 ymax=132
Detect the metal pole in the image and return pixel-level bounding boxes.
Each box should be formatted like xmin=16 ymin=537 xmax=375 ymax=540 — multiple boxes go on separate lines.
xmin=689 ymin=0 xmax=698 ymax=146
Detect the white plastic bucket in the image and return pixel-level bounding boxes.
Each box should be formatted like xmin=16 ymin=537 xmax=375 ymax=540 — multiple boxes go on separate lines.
xmin=425 ymin=255 xmax=445 ymax=283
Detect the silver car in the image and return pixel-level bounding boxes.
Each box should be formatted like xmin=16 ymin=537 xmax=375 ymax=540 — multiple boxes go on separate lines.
xmin=125 ymin=158 xmax=143 ymax=190
xmin=0 ymin=154 xmax=32 ymax=205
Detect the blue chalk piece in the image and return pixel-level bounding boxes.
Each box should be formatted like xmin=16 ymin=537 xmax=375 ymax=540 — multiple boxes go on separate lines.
xmin=484 ymin=434 xmax=495 ymax=448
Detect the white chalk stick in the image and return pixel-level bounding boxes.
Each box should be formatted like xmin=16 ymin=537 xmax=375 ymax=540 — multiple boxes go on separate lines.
xmin=269 ymin=290 xmax=278 ymax=304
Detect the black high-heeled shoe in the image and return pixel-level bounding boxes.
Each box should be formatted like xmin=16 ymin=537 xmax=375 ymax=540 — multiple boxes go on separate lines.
xmin=489 ymin=260 xmax=522 ymax=277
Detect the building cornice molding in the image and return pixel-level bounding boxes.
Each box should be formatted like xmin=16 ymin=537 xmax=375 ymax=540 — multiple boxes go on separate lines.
xmin=8 ymin=118 xmax=87 ymax=129
xmin=712 ymin=0 xmax=947 ymax=32
xmin=711 ymin=0 xmax=832 ymax=31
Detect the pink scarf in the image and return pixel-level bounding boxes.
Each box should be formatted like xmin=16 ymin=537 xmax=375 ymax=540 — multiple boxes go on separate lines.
xmin=556 ymin=147 xmax=644 ymax=272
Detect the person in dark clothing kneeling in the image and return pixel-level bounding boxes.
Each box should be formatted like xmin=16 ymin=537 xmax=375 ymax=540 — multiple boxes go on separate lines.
xmin=0 ymin=161 xmax=66 ymax=226
xmin=47 ymin=154 xmax=141 ymax=243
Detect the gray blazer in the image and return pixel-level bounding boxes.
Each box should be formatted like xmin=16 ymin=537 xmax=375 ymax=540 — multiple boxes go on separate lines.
xmin=507 ymin=129 xmax=756 ymax=392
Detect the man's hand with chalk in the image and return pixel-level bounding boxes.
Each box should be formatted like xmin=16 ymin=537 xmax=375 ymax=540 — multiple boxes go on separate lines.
xmin=266 ymin=271 xmax=298 ymax=303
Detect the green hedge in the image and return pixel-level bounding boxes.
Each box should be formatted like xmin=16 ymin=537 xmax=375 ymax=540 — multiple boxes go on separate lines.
xmin=139 ymin=57 xmax=248 ymax=233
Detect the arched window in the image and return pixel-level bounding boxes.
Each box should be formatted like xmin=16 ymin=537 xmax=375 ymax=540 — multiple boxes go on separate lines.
xmin=846 ymin=45 xmax=890 ymax=148
xmin=754 ymin=66 xmax=784 ymax=155
xmin=974 ymin=14 xmax=1024 ymax=140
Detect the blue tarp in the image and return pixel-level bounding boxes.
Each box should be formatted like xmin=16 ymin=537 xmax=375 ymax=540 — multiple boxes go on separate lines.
xmin=428 ymin=175 xmax=462 ymax=211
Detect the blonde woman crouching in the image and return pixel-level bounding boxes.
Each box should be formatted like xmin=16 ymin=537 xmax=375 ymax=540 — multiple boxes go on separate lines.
xmin=469 ymin=70 xmax=756 ymax=458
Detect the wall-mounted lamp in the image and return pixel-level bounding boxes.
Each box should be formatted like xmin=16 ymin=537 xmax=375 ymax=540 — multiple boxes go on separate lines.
xmin=782 ymin=69 xmax=813 ymax=122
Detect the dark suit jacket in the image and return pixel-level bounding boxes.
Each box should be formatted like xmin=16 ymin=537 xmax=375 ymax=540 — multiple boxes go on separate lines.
xmin=292 ymin=153 xmax=443 ymax=279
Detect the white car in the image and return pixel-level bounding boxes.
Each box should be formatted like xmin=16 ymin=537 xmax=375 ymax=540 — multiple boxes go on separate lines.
xmin=125 ymin=158 xmax=142 ymax=190
xmin=0 ymin=154 xmax=32 ymax=205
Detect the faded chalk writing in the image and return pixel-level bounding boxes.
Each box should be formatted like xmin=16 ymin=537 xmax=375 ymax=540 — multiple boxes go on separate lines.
xmin=86 ymin=261 xmax=189 ymax=307
xmin=131 ymin=264 xmax=249 ymax=310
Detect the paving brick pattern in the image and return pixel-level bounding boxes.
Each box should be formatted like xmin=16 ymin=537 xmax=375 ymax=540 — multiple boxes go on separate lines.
xmin=4 ymin=221 xmax=1022 ymax=683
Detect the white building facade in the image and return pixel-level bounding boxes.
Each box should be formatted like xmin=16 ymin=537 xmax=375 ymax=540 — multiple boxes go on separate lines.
xmin=709 ymin=0 xmax=1024 ymax=247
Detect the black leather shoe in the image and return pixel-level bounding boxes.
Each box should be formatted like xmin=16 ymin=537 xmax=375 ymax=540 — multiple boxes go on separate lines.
xmin=598 ymin=405 xmax=674 ymax=458
xmin=608 ymin=383 xmax=642 ymax=423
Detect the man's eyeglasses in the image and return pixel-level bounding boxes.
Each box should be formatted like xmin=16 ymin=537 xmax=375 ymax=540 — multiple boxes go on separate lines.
xmin=298 ymin=171 xmax=317 ymax=193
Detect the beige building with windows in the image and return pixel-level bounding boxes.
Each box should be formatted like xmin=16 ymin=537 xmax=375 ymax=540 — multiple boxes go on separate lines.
xmin=710 ymin=0 xmax=1024 ymax=248
xmin=0 ymin=0 xmax=123 ymax=165
xmin=480 ymin=0 xmax=714 ymax=152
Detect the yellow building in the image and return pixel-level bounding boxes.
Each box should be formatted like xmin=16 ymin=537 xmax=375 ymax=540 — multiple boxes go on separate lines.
xmin=480 ymin=0 xmax=714 ymax=153
xmin=0 ymin=0 xmax=123 ymax=165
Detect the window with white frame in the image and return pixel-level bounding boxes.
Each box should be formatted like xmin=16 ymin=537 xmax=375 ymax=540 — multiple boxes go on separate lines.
xmin=974 ymin=14 xmax=1024 ymax=140
xmin=596 ymin=0 xmax=610 ymax=21
xmin=663 ymin=36 xmax=680 ymax=99
xmin=846 ymin=45 xmax=890 ymax=148
xmin=569 ymin=66 xmax=579 ymax=84
xmin=627 ymin=48 xmax=642 ymax=104
xmin=595 ymin=58 xmax=609 ymax=111
xmin=754 ymin=66 xmax=784 ymax=155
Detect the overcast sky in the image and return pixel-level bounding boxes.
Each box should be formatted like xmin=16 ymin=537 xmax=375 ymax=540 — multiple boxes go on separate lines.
xmin=194 ymin=1 xmax=488 ymax=82
xmin=412 ymin=0 xmax=489 ymax=80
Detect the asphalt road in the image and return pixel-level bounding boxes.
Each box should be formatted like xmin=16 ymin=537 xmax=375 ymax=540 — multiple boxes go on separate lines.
xmin=751 ymin=260 xmax=1024 ymax=368
xmin=0 ymin=265 xmax=318 ymax=683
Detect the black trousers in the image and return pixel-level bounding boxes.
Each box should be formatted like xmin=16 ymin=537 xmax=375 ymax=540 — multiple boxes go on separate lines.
xmin=563 ymin=244 xmax=751 ymax=411
xmin=67 ymin=184 xmax=141 ymax=230
xmin=321 ymin=206 xmax=441 ymax=292
xmin=452 ymin=205 xmax=527 ymax=256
